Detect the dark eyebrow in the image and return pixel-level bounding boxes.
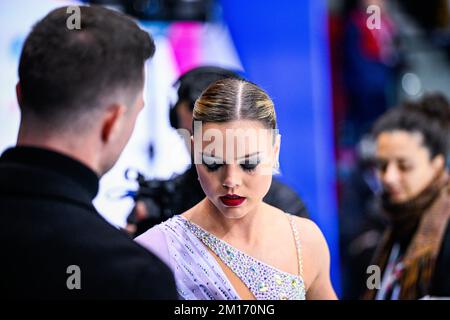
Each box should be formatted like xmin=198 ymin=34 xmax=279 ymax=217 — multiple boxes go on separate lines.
xmin=237 ymin=152 xmax=261 ymax=160
xmin=201 ymin=152 xmax=261 ymax=159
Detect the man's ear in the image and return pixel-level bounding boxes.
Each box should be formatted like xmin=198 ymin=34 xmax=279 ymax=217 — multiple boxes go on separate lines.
xmin=101 ymin=104 xmax=127 ymax=144
xmin=16 ymin=82 xmax=23 ymax=107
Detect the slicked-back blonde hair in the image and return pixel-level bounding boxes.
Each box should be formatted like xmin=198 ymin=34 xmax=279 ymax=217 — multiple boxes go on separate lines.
xmin=193 ymin=78 xmax=277 ymax=130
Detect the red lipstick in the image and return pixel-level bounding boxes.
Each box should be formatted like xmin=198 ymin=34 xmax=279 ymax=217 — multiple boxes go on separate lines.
xmin=219 ymin=194 xmax=246 ymax=207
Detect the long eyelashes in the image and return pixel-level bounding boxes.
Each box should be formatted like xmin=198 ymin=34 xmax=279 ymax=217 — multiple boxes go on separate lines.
xmin=203 ymin=161 xmax=222 ymax=172
xmin=239 ymin=161 xmax=258 ymax=172
xmin=202 ymin=160 xmax=259 ymax=173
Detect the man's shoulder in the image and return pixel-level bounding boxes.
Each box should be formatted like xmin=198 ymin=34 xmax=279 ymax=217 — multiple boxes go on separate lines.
xmin=72 ymin=219 xmax=177 ymax=298
xmin=0 ymin=201 xmax=176 ymax=299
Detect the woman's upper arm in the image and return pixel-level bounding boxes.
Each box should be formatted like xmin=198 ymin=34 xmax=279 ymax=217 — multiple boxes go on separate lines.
xmin=296 ymin=217 xmax=338 ymax=300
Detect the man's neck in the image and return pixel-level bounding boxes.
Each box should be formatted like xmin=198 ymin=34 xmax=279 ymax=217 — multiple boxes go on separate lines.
xmin=17 ymin=131 xmax=101 ymax=176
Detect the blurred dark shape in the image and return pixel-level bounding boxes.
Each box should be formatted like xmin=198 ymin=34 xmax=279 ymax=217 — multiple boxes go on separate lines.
xmin=125 ymin=169 xmax=182 ymax=236
xmin=338 ymin=135 xmax=387 ymax=299
xmin=169 ymin=66 xmax=244 ymax=130
xmin=397 ymin=0 xmax=450 ymax=60
xmin=330 ymin=2 xmax=402 ymax=298
xmin=397 ymin=0 xmax=449 ymax=32
xmin=342 ymin=0 xmax=400 ymax=145
xmin=125 ymin=0 xmax=213 ymax=21
xmin=88 ymin=0 xmax=214 ymax=21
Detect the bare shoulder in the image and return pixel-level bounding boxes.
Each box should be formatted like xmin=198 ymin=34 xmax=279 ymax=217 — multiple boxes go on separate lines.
xmin=292 ymin=216 xmax=328 ymax=249
xmin=291 ymin=215 xmax=337 ymax=299
xmin=291 ymin=216 xmax=331 ymax=279
xmin=265 ymin=206 xmax=327 ymax=248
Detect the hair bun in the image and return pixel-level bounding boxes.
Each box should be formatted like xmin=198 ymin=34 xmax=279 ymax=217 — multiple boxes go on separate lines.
xmin=404 ymin=92 xmax=450 ymax=128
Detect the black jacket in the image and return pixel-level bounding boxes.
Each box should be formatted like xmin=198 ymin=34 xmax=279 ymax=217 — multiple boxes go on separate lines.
xmin=0 ymin=146 xmax=178 ymax=299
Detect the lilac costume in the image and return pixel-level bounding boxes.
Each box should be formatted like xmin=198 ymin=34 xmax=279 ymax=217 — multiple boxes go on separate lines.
xmin=136 ymin=214 xmax=306 ymax=300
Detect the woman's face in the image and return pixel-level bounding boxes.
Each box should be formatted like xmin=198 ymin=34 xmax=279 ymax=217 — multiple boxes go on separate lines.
xmin=375 ymin=130 xmax=444 ymax=203
xmin=193 ymin=119 xmax=279 ymax=219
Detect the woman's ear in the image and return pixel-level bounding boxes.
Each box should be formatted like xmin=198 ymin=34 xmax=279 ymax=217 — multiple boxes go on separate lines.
xmin=431 ymin=154 xmax=445 ymax=174
xmin=275 ymin=134 xmax=281 ymax=155
xmin=272 ymin=134 xmax=281 ymax=175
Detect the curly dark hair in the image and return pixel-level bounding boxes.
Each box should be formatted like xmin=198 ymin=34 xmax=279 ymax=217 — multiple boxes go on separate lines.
xmin=373 ymin=92 xmax=450 ymax=159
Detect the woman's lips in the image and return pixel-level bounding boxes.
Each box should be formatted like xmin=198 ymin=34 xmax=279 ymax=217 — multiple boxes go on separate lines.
xmin=219 ymin=194 xmax=246 ymax=207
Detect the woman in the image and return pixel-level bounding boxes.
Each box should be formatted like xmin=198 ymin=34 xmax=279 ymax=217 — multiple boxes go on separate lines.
xmin=363 ymin=93 xmax=450 ymax=300
xmin=136 ymin=78 xmax=337 ymax=300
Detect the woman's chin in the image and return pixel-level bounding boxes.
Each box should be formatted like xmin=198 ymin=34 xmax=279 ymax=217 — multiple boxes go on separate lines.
xmin=214 ymin=202 xmax=251 ymax=220
xmin=389 ymin=193 xmax=409 ymax=204
xmin=218 ymin=208 xmax=248 ymax=220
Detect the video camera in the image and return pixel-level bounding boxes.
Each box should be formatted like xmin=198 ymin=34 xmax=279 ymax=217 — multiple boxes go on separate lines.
xmin=125 ymin=169 xmax=181 ymax=236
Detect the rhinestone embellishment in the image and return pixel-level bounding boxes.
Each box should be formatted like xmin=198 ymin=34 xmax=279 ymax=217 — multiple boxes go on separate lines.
xmin=182 ymin=217 xmax=306 ymax=300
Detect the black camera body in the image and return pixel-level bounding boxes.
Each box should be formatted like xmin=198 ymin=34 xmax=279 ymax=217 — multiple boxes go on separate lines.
xmin=126 ymin=169 xmax=182 ymax=236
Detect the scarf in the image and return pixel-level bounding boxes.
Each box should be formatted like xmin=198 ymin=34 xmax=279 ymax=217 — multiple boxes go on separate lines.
xmin=363 ymin=170 xmax=450 ymax=300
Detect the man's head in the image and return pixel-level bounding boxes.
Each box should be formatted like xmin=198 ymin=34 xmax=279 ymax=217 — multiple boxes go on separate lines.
xmin=17 ymin=5 xmax=155 ymax=175
xmin=170 ymin=66 xmax=242 ymax=133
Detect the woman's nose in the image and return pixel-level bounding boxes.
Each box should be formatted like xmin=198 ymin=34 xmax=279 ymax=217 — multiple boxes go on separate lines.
xmin=222 ymin=165 xmax=242 ymax=190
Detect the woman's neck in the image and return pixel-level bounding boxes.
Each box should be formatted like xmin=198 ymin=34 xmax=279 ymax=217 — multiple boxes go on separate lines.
xmin=188 ymin=198 xmax=269 ymax=247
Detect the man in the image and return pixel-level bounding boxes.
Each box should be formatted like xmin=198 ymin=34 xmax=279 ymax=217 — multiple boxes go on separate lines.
xmin=0 ymin=6 xmax=177 ymax=299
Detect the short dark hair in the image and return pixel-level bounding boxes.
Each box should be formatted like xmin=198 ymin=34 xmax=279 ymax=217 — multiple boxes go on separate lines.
xmin=18 ymin=5 xmax=155 ymax=125
xmin=373 ymin=92 xmax=450 ymax=159
xmin=174 ymin=66 xmax=243 ymax=111
xmin=169 ymin=66 xmax=242 ymax=129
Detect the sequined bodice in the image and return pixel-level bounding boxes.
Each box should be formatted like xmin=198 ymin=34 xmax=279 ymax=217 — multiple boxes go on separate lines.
xmin=181 ymin=215 xmax=306 ymax=300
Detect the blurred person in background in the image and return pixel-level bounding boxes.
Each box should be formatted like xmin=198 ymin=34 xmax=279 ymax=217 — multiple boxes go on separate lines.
xmin=341 ymin=0 xmax=400 ymax=145
xmin=126 ymin=66 xmax=309 ymax=237
xmin=338 ymin=135 xmax=387 ymax=299
xmin=363 ymin=93 xmax=450 ymax=299
xmin=0 ymin=6 xmax=177 ymax=299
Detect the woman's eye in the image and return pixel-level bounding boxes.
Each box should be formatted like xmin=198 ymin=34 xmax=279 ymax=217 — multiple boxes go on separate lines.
xmin=203 ymin=161 xmax=222 ymax=172
xmin=240 ymin=162 xmax=258 ymax=172
xmin=399 ymin=164 xmax=413 ymax=172
xmin=375 ymin=160 xmax=387 ymax=173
